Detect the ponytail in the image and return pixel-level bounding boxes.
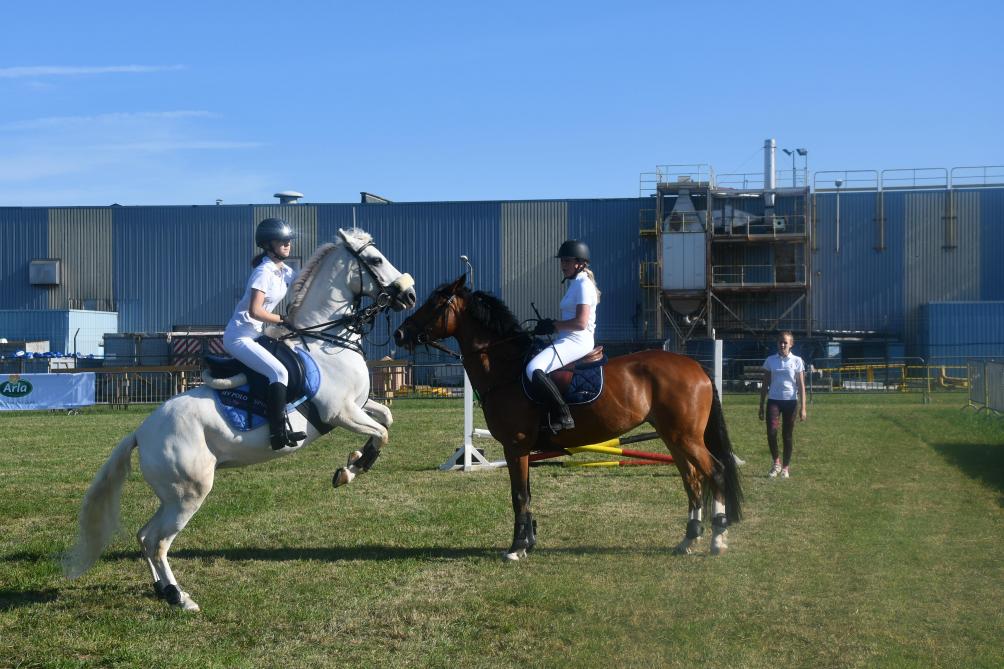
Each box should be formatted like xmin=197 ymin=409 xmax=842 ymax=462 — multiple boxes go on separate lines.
xmin=251 ymin=252 xmax=267 ymax=267
xmin=581 ymin=267 xmax=601 ymax=303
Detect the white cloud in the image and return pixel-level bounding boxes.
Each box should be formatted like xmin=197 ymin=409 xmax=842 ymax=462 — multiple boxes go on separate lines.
xmin=92 ymin=140 xmax=265 ymax=152
xmin=0 ymin=65 xmax=185 ymax=78
xmin=1 ymin=111 xmax=217 ymax=131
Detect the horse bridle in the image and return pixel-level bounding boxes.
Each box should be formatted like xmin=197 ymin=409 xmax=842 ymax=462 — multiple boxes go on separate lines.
xmin=408 ymin=291 xmax=462 ymax=358
xmin=280 ymin=234 xmax=413 ymax=353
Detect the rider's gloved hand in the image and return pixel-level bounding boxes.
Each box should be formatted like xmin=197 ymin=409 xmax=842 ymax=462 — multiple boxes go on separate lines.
xmin=533 ymin=318 xmax=556 ymax=335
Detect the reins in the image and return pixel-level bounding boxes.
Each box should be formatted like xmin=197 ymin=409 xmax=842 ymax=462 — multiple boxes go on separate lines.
xmin=278 ymin=235 xmax=404 ymax=355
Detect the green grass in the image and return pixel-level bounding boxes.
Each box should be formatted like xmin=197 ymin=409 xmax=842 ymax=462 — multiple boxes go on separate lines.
xmin=1 ymin=394 xmax=1002 ymax=668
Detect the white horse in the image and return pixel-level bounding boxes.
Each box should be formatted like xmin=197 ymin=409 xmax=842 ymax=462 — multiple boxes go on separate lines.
xmin=63 ymin=228 xmax=416 ymax=612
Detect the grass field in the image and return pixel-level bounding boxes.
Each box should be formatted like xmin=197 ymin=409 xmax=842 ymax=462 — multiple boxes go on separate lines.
xmin=1 ymin=393 xmax=1002 ymax=668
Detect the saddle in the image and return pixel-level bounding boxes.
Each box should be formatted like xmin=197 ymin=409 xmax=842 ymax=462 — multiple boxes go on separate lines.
xmin=523 ymin=346 xmax=608 ymax=406
xmin=203 ymin=336 xmax=321 ymax=432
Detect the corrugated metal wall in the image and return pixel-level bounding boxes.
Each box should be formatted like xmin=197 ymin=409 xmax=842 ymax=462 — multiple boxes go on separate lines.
xmin=974 ymin=188 xmax=1004 ymax=300
xmin=330 ymin=201 xmax=502 ymax=358
xmin=2 ymin=187 xmax=1003 ymax=358
xmin=253 ymin=204 xmax=319 ymax=264
xmin=568 ymin=198 xmax=646 ymax=341
xmin=48 ymin=208 xmax=113 ymax=310
xmin=113 ymin=206 xmax=253 ymax=332
xmin=501 ymin=201 xmax=567 ymax=325
xmin=812 ymin=191 xmax=904 ymax=334
xmin=0 ymin=208 xmax=49 ymax=311
xmin=919 ymin=301 xmax=1004 ymax=363
xmin=901 ymin=190 xmax=980 ymax=348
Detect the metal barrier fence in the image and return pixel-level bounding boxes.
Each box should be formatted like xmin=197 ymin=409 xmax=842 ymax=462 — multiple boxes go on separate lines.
xmin=724 ymin=357 xmax=974 ymax=402
xmin=44 ymin=361 xmax=470 ymax=407
xmin=968 ymin=360 xmax=1004 ymax=414
xmin=34 ymin=357 xmax=990 ymax=408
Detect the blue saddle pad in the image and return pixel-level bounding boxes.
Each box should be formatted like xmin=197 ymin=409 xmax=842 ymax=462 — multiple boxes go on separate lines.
xmin=213 ymin=348 xmax=321 ymax=432
xmin=564 ymin=360 xmax=604 ymax=405
xmin=522 ymin=354 xmax=607 ymax=406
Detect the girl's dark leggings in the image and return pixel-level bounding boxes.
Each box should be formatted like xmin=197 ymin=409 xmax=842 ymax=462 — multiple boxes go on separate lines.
xmin=766 ymin=399 xmax=798 ymax=466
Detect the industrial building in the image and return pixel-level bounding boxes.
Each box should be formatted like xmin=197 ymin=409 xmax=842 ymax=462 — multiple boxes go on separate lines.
xmin=2 ymin=145 xmax=1002 ymax=371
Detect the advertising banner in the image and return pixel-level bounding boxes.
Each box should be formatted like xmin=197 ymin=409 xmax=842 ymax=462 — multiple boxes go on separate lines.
xmin=0 ymin=373 xmax=96 ymax=411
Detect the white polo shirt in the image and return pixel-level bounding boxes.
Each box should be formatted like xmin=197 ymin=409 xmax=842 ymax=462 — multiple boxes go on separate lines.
xmin=559 ymin=272 xmax=598 ymax=334
xmin=763 ymin=352 xmax=805 ymax=401
xmin=225 ymin=258 xmax=295 ymax=339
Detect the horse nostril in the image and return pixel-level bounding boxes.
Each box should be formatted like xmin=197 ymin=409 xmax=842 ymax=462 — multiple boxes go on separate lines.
xmin=393 ymin=329 xmax=405 ymax=345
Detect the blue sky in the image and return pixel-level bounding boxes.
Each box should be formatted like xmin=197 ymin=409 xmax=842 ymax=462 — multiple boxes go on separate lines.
xmin=1 ymin=1 xmax=1001 ymax=206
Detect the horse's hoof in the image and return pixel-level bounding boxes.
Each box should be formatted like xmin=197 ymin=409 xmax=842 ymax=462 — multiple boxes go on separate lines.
xmin=502 ymin=548 xmax=527 ymax=562
xmin=163 ymin=585 xmax=201 ymax=612
xmin=672 ymin=542 xmax=694 ymax=556
xmin=332 ymin=467 xmax=355 ymax=488
xmin=711 ymin=537 xmax=728 ymax=556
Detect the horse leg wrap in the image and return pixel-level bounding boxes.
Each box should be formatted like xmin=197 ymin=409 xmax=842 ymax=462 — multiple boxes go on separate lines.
xmin=712 ymin=513 xmax=728 ymax=533
xmin=686 ymin=518 xmax=704 ymax=540
xmin=153 ymin=580 xmax=167 ymax=600
xmin=354 ymin=440 xmax=381 ymax=472
xmin=508 ymin=512 xmax=537 ymax=554
xmin=162 ymin=584 xmax=183 ymax=607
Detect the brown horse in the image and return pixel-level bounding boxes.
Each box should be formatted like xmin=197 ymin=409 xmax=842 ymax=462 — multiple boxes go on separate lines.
xmin=394 ymin=275 xmax=742 ymax=559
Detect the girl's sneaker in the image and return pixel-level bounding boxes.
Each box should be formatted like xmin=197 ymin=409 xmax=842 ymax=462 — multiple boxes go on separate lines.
xmin=768 ymin=462 xmax=782 ymax=478
xmin=780 ymin=467 xmax=790 ymax=479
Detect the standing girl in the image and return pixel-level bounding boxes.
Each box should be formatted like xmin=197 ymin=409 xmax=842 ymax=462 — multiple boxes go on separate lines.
xmin=223 ymin=217 xmax=306 ymax=450
xmin=759 ymin=331 xmax=807 ymax=478
xmin=526 ymin=239 xmax=600 ymax=433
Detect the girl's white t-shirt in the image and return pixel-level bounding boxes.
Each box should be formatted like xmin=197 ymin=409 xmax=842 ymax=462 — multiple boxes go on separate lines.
xmin=225 ymin=258 xmax=295 ymax=338
xmin=763 ymin=352 xmax=805 ymax=401
xmin=559 ymin=272 xmax=598 ymax=333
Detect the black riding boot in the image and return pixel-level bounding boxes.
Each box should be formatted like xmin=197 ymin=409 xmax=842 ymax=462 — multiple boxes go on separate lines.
xmin=267 ymin=382 xmax=306 ymax=450
xmin=531 ymin=369 xmax=575 ymax=433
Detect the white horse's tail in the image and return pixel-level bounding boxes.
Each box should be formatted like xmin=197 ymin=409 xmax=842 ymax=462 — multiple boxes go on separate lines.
xmin=62 ymin=432 xmax=138 ymax=579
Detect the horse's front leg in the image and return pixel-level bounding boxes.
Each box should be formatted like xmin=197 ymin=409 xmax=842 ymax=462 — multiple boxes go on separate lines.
xmin=331 ymin=401 xmax=390 ymax=488
xmin=338 ymin=398 xmax=393 ymax=479
xmin=501 ymin=442 xmax=536 ymax=561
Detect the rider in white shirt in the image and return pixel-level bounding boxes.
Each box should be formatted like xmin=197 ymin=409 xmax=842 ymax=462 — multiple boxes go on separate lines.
xmin=223 ymin=217 xmax=306 ymax=450
xmin=526 ymin=239 xmax=600 ymax=433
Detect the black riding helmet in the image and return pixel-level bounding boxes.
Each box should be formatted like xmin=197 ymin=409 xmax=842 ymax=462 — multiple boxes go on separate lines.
xmin=555 ymin=239 xmax=590 ymax=262
xmin=255 ymin=217 xmax=296 ymax=249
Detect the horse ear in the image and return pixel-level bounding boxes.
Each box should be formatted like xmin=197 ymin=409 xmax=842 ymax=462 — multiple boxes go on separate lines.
xmin=449 ymin=273 xmax=467 ymax=292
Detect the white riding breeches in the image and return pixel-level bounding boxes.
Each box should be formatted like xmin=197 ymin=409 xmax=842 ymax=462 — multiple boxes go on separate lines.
xmin=525 ymin=330 xmax=594 ymax=380
xmin=223 ymin=331 xmax=288 ymax=386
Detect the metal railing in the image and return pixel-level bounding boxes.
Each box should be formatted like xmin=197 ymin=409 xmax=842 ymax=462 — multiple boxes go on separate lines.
xmin=711 ymin=264 xmax=806 ymax=287
xmin=712 ymin=213 xmax=807 ymax=237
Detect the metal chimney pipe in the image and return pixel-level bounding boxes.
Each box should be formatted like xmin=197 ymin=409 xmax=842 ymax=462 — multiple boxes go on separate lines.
xmin=764 ymin=139 xmax=776 ymax=208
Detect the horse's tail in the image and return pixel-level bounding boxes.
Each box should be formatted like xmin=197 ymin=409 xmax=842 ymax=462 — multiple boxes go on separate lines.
xmin=62 ymin=432 xmax=137 ymax=579
xmin=704 ymin=384 xmax=744 ymax=523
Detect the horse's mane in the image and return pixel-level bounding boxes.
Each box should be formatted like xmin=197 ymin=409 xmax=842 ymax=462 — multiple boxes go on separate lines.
xmin=288 ymin=228 xmax=373 ymax=314
xmin=436 ymin=284 xmax=531 ymax=346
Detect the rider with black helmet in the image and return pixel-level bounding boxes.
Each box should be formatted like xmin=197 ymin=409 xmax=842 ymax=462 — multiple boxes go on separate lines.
xmin=223 ymin=217 xmax=307 ymax=450
xmin=525 ymin=239 xmax=600 ymax=433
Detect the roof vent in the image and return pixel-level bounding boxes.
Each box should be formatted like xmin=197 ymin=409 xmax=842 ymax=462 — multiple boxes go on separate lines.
xmin=274 ymin=190 xmax=304 ymax=205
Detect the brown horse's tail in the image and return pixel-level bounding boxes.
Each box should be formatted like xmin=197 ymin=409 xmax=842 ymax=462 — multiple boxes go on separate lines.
xmin=704 ymin=383 xmax=744 ymax=523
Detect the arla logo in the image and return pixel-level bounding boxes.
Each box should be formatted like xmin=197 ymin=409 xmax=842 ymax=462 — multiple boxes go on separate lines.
xmin=2 ymin=376 xmax=33 ymax=398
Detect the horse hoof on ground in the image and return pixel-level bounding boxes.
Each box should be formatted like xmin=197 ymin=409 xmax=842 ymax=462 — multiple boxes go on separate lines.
xmin=711 ymin=536 xmax=728 ymax=556
xmin=163 ymin=584 xmax=201 ymax=612
xmin=332 ymin=467 xmax=355 ymax=488
xmin=501 ymin=548 xmax=527 ymax=562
